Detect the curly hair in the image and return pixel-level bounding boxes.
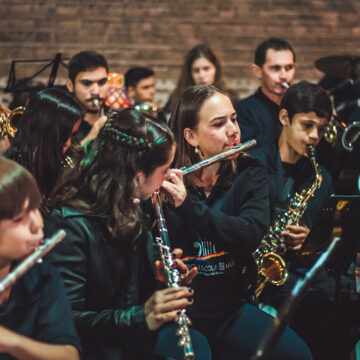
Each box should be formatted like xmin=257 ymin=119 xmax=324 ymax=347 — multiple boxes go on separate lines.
xmin=53 ymin=108 xmax=175 ymax=246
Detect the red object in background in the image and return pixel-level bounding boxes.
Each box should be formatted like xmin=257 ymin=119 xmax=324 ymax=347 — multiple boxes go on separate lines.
xmin=105 ymin=73 xmax=134 ymax=110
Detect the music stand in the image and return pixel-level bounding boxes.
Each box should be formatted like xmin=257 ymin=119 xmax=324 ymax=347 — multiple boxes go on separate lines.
xmin=4 ymin=53 xmax=69 ymax=94
xmin=252 ymin=236 xmax=341 ymax=359
xmin=292 ymin=194 xmax=360 ymax=272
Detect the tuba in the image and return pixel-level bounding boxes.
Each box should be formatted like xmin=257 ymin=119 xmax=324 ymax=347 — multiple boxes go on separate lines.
xmin=253 ymin=145 xmax=322 ymax=297
xmin=0 ymin=106 xmax=25 ymax=137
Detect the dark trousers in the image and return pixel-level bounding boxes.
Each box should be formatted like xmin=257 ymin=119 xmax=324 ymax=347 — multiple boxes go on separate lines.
xmin=155 ymin=303 xmax=312 ymax=360
xmin=260 ymin=267 xmax=337 ymax=360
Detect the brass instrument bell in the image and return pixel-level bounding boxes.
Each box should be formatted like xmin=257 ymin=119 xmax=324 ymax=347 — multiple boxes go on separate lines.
xmin=0 ymin=106 xmax=25 ymax=137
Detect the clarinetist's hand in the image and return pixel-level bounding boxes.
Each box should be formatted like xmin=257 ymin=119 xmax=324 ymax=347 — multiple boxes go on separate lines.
xmin=155 ymin=248 xmax=198 ymax=286
xmin=161 ymin=169 xmax=187 ymax=207
xmin=281 ymin=223 xmax=310 ymax=251
xmin=144 ymin=287 xmax=194 ymax=331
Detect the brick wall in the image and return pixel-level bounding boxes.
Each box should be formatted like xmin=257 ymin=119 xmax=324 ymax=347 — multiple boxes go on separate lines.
xmin=0 ymin=0 xmax=359 ymax=106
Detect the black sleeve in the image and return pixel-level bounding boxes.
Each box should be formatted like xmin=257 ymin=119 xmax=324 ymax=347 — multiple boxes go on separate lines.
xmin=34 ymin=265 xmax=82 ymax=354
xmin=302 ymin=167 xmax=334 ymax=229
xmin=235 ymin=99 xmax=260 ymax=143
xmin=44 ymin=213 xmax=153 ymax=348
xmin=172 ymin=161 xmax=270 ymax=254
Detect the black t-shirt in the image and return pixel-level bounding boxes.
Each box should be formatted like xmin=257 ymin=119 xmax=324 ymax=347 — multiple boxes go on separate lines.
xmin=0 ymin=263 xmax=81 ymax=359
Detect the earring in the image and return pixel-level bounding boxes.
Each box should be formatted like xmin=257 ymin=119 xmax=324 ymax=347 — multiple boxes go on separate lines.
xmin=194 ymin=146 xmax=199 ymax=154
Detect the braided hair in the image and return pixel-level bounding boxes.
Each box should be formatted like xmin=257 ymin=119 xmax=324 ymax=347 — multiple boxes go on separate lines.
xmin=53 ymin=108 xmax=174 ymax=245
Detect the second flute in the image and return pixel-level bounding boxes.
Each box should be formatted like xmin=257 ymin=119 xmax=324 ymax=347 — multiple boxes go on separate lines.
xmin=181 ymin=139 xmax=257 ymax=175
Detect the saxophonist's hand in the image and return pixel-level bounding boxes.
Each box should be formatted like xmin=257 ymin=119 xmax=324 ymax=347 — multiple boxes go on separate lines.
xmin=144 ymin=287 xmax=194 ymax=331
xmin=155 ymin=248 xmax=198 ymax=286
xmin=281 ymin=224 xmax=310 ymax=251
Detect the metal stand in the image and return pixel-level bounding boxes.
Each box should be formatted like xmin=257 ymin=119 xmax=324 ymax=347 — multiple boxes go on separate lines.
xmin=252 ymin=236 xmax=341 ymax=360
xmin=4 ymin=53 xmax=68 ymax=93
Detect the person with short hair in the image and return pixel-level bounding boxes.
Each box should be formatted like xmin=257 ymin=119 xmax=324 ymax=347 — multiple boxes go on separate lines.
xmin=0 ymin=157 xmax=81 ymax=360
xmin=124 ymin=67 xmax=156 ymax=105
xmin=235 ymin=37 xmax=296 ymax=146
xmin=66 ymin=50 xmax=109 ymax=144
xmin=249 ymin=81 xmax=338 ymax=359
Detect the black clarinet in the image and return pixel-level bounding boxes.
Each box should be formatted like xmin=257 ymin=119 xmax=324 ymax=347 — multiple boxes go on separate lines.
xmin=152 ymin=191 xmax=195 ymax=360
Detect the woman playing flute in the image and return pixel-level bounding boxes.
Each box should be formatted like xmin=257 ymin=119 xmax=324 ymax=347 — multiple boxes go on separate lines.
xmin=166 ymin=85 xmax=313 ymax=359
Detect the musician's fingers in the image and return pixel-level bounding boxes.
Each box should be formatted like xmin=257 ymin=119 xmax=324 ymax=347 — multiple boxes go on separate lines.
xmin=172 ymin=248 xmax=183 ymax=259
xmin=281 ymin=231 xmax=305 ymax=244
xmin=155 ymin=260 xmax=166 ymax=283
xmin=153 ymin=290 xmax=193 ymax=313
xmin=286 ymin=224 xmax=307 ymax=233
xmin=170 ymin=169 xmax=183 ymax=182
xmin=173 ymin=258 xmax=188 ymax=274
xmin=161 ymin=180 xmax=187 ymax=207
xmin=287 ymin=243 xmax=303 ymax=251
xmin=180 ymin=267 xmax=198 ymax=286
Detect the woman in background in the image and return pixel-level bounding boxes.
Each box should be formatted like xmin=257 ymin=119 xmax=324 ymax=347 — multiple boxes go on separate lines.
xmin=164 ymin=44 xmax=239 ymax=117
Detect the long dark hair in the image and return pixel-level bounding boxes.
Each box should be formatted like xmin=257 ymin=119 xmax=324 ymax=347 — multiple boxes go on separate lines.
xmin=0 ymin=158 xmax=41 ymax=220
xmin=5 ymin=88 xmax=82 ymax=199
xmin=53 ymin=108 xmax=175 ymax=246
xmin=170 ymin=85 xmax=236 ymax=190
xmin=167 ymin=45 xmax=231 ymax=114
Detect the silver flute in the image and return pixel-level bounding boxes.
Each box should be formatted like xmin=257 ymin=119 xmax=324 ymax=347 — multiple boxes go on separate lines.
xmin=0 ymin=230 xmax=66 ymax=300
xmin=181 ymin=139 xmax=257 ymax=175
xmin=151 ymin=191 xmax=194 ymax=360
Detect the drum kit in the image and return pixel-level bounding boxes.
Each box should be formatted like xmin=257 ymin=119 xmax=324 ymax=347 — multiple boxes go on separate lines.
xmin=314 ymin=54 xmax=360 ymax=195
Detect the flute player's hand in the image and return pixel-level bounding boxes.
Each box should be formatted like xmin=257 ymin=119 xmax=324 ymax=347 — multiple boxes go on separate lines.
xmin=161 ymin=169 xmax=187 ymax=208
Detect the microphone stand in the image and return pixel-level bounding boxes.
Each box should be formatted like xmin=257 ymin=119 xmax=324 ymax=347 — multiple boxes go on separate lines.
xmin=252 ymin=236 xmax=341 ymax=360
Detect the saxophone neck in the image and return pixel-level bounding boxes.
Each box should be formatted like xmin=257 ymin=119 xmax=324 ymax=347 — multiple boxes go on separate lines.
xmin=307 ymin=145 xmax=322 ymax=189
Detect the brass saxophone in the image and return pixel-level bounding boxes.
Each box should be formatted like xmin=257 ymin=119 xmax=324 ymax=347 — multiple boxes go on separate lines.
xmin=253 ymin=145 xmax=322 ymax=297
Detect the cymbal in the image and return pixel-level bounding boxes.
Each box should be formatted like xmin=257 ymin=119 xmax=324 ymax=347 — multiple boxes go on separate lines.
xmin=315 ymin=55 xmax=360 ymax=79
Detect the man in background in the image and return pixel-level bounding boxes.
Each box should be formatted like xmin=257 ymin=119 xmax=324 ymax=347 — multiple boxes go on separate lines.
xmin=124 ymin=67 xmax=156 ymax=105
xmin=66 ymin=50 xmax=109 ymax=145
xmin=235 ymin=37 xmax=296 ymax=146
